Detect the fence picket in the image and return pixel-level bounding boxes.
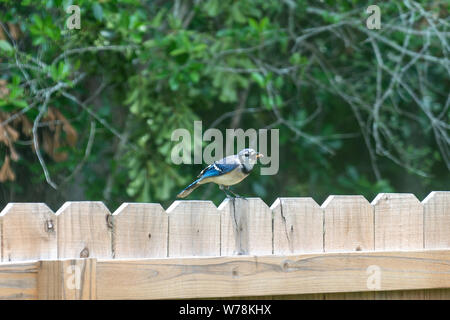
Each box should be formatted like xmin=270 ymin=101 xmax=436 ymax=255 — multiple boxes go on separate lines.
xmin=423 ymin=191 xmax=450 ymax=299
xmin=112 ymin=203 xmax=168 ymax=259
xmin=272 ymin=197 xmax=324 ymax=300
xmin=220 ymin=198 xmax=272 ymax=256
xmin=167 ymin=200 xmax=220 ymax=257
xmin=322 ymin=195 xmax=374 ymax=299
xmin=372 ymin=193 xmax=424 ymax=299
xmin=373 ymin=193 xmax=423 ymax=251
xmin=56 ymin=202 xmax=112 ymax=259
xmin=0 ymin=203 xmax=56 ymax=262
xmin=424 ymin=191 xmax=450 ymax=249
xmin=323 ymin=195 xmax=374 ymax=252
xmin=272 ymin=197 xmax=323 ymax=254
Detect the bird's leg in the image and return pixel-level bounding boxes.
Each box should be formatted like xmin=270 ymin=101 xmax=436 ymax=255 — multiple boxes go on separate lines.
xmin=219 ymin=185 xmax=233 ymax=198
xmin=226 ymin=186 xmax=246 ymax=199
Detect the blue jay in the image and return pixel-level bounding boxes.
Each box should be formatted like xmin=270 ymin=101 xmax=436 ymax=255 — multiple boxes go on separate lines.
xmin=177 ymin=148 xmax=263 ymax=198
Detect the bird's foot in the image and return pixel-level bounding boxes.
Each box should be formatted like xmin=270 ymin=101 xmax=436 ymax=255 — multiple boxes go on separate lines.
xmin=221 ymin=188 xmax=233 ymax=199
xmin=226 ymin=188 xmax=247 ymax=200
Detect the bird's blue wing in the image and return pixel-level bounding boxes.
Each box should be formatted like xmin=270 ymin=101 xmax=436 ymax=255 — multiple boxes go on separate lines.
xmin=198 ymin=162 xmax=239 ymax=179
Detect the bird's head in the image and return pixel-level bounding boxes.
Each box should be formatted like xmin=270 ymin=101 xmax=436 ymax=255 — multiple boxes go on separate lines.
xmin=238 ymin=148 xmax=264 ymax=166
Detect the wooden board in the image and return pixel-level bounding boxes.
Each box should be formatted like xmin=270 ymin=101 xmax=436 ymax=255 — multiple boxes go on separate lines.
xmin=167 ymin=200 xmax=220 ymax=257
xmin=0 ymin=261 xmax=38 ymax=300
xmin=322 ymin=195 xmax=374 ymax=299
xmin=373 ymin=193 xmax=423 ymax=250
xmin=96 ymin=250 xmax=450 ymax=300
xmin=220 ymin=198 xmax=272 ymax=255
xmin=0 ymin=194 xmax=448 ymax=300
xmin=272 ymin=197 xmax=323 ymax=254
xmin=322 ymin=195 xmax=374 ymax=252
xmin=424 ymin=191 xmax=450 ymax=249
xmin=272 ymin=197 xmax=324 ymax=300
xmin=372 ymin=193 xmax=423 ymax=299
xmin=56 ymin=202 xmax=112 ymax=259
xmin=112 ymin=203 xmax=168 ymax=259
xmin=0 ymin=203 xmax=57 ymax=262
xmin=38 ymin=259 xmax=96 ymax=300
xmin=422 ymin=191 xmax=450 ymax=299
xmin=1 ymin=249 xmax=450 ymax=300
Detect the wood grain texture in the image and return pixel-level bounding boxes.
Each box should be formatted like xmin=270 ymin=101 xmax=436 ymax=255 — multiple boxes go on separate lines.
xmin=322 ymin=195 xmax=374 ymax=299
xmin=167 ymin=200 xmax=220 ymax=257
xmin=0 ymin=203 xmax=56 ymax=262
xmin=272 ymin=198 xmax=323 ymax=254
xmin=0 ymin=195 xmax=448 ymax=300
xmin=374 ymin=289 xmax=450 ymax=299
xmin=0 ymin=261 xmax=38 ymax=300
xmin=220 ymin=198 xmax=272 ymax=255
xmin=112 ymin=203 xmax=168 ymax=259
xmin=56 ymin=202 xmax=112 ymax=259
xmin=373 ymin=193 xmax=423 ymax=251
xmin=272 ymin=197 xmax=324 ymax=300
xmin=38 ymin=259 xmax=96 ymax=300
xmin=96 ymin=250 xmax=450 ymax=300
xmin=322 ymin=196 xmax=374 ymax=253
xmin=372 ymin=193 xmax=423 ymax=299
xmin=218 ymin=198 xmax=272 ymax=300
xmin=422 ymin=191 xmax=450 ymax=299
xmin=424 ymin=191 xmax=450 ymax=249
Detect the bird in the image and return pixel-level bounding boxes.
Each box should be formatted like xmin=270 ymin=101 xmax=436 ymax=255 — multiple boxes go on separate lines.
xmin=177 ymin=148 xmax=264 ymax=199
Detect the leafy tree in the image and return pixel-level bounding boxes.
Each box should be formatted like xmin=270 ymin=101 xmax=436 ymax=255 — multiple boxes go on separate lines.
xmin=0 ymin=0 xmax=448 ymax=210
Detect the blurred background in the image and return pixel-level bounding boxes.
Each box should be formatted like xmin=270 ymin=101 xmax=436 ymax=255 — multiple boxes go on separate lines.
xmin=0 ymin=0 xmax=448 ymax=211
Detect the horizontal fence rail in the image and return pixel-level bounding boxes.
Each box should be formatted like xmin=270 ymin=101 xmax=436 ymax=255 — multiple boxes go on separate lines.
xmin=0 ymin=192 xmax=449 ymax=299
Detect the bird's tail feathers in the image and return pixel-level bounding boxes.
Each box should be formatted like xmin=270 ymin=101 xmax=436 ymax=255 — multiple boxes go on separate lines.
xmin=177 ymin=179 xmax=201 ymax=198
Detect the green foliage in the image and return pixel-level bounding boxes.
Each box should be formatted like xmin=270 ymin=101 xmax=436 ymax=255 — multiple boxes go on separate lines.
xmin=0 ymin=0 xmax=448 ymax=209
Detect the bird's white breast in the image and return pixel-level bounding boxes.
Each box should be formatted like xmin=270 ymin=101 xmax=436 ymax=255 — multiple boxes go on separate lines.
xmin=200 ymin=167 xmax=249 ymax=186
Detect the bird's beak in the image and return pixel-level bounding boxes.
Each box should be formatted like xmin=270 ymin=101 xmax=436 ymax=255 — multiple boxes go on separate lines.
xmin=256 ymin=153 xmax=264 ymax=158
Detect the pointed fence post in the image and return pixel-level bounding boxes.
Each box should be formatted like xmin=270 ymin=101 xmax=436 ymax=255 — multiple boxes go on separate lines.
xmin=112 ymin=203 xmax=168 ymax=259
xmin=167 ymin=200 xmax=220 ymax=257
xmin=220 ymin=198 xmax=272 ymax=256
xmin=322 ymin=195 xmax=374 ymax=299
xmin=0 ymin=203 xmax=56 ymax=262
xmin=56 ymin=202 xmax=112 ymax=259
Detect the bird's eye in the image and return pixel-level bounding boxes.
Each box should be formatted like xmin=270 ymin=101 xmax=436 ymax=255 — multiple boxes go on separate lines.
xmin=245 ymin=153 xmax=249 ymax=157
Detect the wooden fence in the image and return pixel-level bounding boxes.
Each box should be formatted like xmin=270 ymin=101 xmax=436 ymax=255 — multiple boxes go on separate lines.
xmin=0 ymin=192 xmax=449 ymax=299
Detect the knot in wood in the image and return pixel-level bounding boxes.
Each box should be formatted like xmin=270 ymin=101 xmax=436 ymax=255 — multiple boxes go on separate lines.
xmin=281 ymin=260 xmax=291 ymax=271
xmin=106 ymin=214 xmax=113 ymax=229
xmin=80 ymin=247 xmax=90 ymax=258
xmin=45 ymin=219 xmax=55 ymax=233
xmin=231 ymin=267 xmax=239 ymax=278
